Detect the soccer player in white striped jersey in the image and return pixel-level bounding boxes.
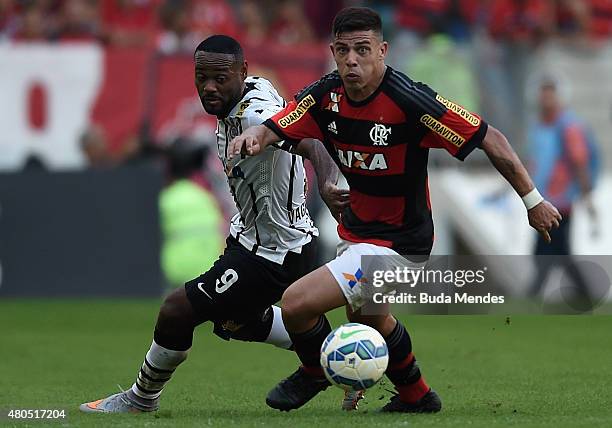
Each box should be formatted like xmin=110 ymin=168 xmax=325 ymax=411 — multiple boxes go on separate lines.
xmin=79 ymin=35 xmax=361 ymax=414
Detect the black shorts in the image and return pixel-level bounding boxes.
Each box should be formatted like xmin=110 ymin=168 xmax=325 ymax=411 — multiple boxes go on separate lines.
xmin=185 ymin=236 xmax=318 ymax=326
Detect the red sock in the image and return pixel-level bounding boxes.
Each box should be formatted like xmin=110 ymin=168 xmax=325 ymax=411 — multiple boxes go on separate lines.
xmin=388 ymin=353 xmax=430 ymax=403
xmin=396 ymin=377 xmax=430 ymax=403
xmin=388 ymin=352 xmax=415 ymax=371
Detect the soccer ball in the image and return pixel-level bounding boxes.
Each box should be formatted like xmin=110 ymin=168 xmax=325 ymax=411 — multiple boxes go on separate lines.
xmin=320 ymin=323 xmax=389 ymax=391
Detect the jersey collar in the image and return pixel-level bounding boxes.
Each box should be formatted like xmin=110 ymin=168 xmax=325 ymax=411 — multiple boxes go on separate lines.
xmin=342 ymin=66 xmax=392 ymax=107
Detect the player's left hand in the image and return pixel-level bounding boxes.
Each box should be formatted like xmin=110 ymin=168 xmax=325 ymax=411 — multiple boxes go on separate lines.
xmin=320 ymin=182 xmax=350 ymax=223
xmin=528 ymin=200 xmax=562 ymax=243
xmin=228 ymin=135 xmax=262 ymax=161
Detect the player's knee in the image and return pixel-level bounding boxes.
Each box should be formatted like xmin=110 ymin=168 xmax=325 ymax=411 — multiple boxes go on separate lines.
xmin=153 ymin=288 xmax=199 ymax=351
xmin=158 ymin=288 xmax=197 ymax=328
xmin=281 ymin=285 xmax=316 ymax=323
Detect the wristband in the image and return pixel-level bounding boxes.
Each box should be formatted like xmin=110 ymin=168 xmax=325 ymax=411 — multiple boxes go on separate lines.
xmin=522 ymin=188 xmax=544 ymax=210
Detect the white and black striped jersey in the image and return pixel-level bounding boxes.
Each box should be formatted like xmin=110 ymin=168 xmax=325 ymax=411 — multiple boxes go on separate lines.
xmin=215 ymin=76 xmax=318 ymax=264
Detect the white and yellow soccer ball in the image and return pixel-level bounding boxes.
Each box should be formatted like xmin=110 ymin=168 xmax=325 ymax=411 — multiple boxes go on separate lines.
xmin=320 ymin=323 xmax=389 ymax=391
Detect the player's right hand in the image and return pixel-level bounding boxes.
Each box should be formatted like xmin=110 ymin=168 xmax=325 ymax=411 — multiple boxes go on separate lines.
xmin=528 ymin=200 xmax=562 ymax=243
xmin=320 ymin=182 xmax=350 ymax=223
xmin=228 ymin=135 xmax=262 ymax=161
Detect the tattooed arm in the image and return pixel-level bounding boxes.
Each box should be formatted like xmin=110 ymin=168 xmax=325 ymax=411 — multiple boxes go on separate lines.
xmin=481 ymin=125 xmax=562 ymax=242
xmin=481 ymin=126 xmax=534 ymax=197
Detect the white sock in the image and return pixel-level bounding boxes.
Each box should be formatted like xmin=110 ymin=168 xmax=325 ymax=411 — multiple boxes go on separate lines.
xmin=130 ymin=341 xmax=189 ymax=401
xmin=264 ymin=306 xmax=292 ymax=349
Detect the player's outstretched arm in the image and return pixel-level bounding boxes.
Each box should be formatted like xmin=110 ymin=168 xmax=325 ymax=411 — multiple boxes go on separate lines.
xmin=481 ymin=125 xmax=562 ymax=243
xmin=293 ymin=139 xmax=349 ymax=222
xmin=228 ymin=124 xmax=280 ymax=161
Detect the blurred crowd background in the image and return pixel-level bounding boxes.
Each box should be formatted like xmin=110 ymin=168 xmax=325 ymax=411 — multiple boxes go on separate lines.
xmin=2 ymin=0 xmax=612 ymax=46
xmin=0 ymin=0 xmax=610 ymax=297
xmin=3 ymin=0 xmax=611 ymax=164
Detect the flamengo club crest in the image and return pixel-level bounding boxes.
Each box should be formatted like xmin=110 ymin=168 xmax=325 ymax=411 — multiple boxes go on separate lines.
xmin=370 ymin=123 xmax=391 ymax=146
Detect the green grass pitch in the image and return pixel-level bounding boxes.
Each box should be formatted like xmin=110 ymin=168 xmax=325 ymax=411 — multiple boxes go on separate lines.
xmin=1 ymin=299 xmax=611 ymax=427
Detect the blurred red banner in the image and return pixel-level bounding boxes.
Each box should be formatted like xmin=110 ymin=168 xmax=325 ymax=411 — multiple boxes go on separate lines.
xmin=0 ymin=43 xmax=328 ymax=170
xmin=93 ymin=43 xmax=329 ymax=152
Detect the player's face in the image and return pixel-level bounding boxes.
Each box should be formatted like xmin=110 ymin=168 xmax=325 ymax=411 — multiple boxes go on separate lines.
xmin=539 ymin=85 xmax=560 ymax=115
xmin=331 ymin=30 xmax=387 ymax=93
xmin=194 ymin=51 xmax=247 ymax=117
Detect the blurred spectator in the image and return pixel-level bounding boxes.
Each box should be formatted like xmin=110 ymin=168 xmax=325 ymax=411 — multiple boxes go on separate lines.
xmin=157 ymin=0 xmax=198 ymax=53
xmin=527 ymin=74 xmax=599 ymax=300
xmin=237 ymin=0 xmax=268 ymax=45
xmin=588 ymin=0 xmax=612 ymax=39
xmin=403 ymin=33 xmax=480 ymax=166
xmin=270 ymin=0 xmax=315 ymax=45
xmin=157 ymin=0 xmax=238 ymax=53
xmin=487 ymin=0 xmax=556 ymax=44
xmin=23 ymin=154 xmax=47 ymax=170
xmin=159 ymin=138 xmax=224 ymax=288
xmin=391 ymin=0 xmax=478 ymax=68
xmin=476 ymin=0 xmax=556 ymax=147
xmin=55 ymin=0 xmax=101 ymax=41
xmin=0 ymin=0 xmax=18 ymax=39
xmin=527 ymin=73 xmax=599 ymax=230
xmin=395 ymin=0 xmax=478 ymax=40
xmin=80 ymin=124 xmax=113 ymax=168
xmin=190 ymin=0 xmax=237 ymax=38
xmin=303 ymin=0 xmax=343 ymax=39
xmin=119 ymin=130 xmax=166 ymax=165
xmin=13 ymin=0 xmax=56 ymax=41
xmin=101 ymin=0 xmax=159 ymax=47
xmin=396 ymin=0 xmax=451 ymax=36
xmin=555 ymin=0 xmax=590 ymax=39
xmin=0 ymin=0 xmax=14 ymax=19
xmin=366 ymin=1 xmax=399 ymax=39
xmin=406 ymin=34 xmax=479 ymax=112
xmin=451 ymin=0 xmax=481 ymax=40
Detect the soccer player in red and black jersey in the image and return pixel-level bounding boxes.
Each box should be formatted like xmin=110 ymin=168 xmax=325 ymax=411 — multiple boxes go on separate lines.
xmin=229 ymin=7 xmax=562 ymax=413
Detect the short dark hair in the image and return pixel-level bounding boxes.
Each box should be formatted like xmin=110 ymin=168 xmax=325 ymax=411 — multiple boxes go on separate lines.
xmin=332 ymin=7 xmax=383 ymax=38
xmin=195 ymin=35 xmax=244 ymax=62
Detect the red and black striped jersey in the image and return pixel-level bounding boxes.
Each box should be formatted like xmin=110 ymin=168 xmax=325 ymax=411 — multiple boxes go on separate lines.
xmin=264 ymin=66 xmax=488 ymax=255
